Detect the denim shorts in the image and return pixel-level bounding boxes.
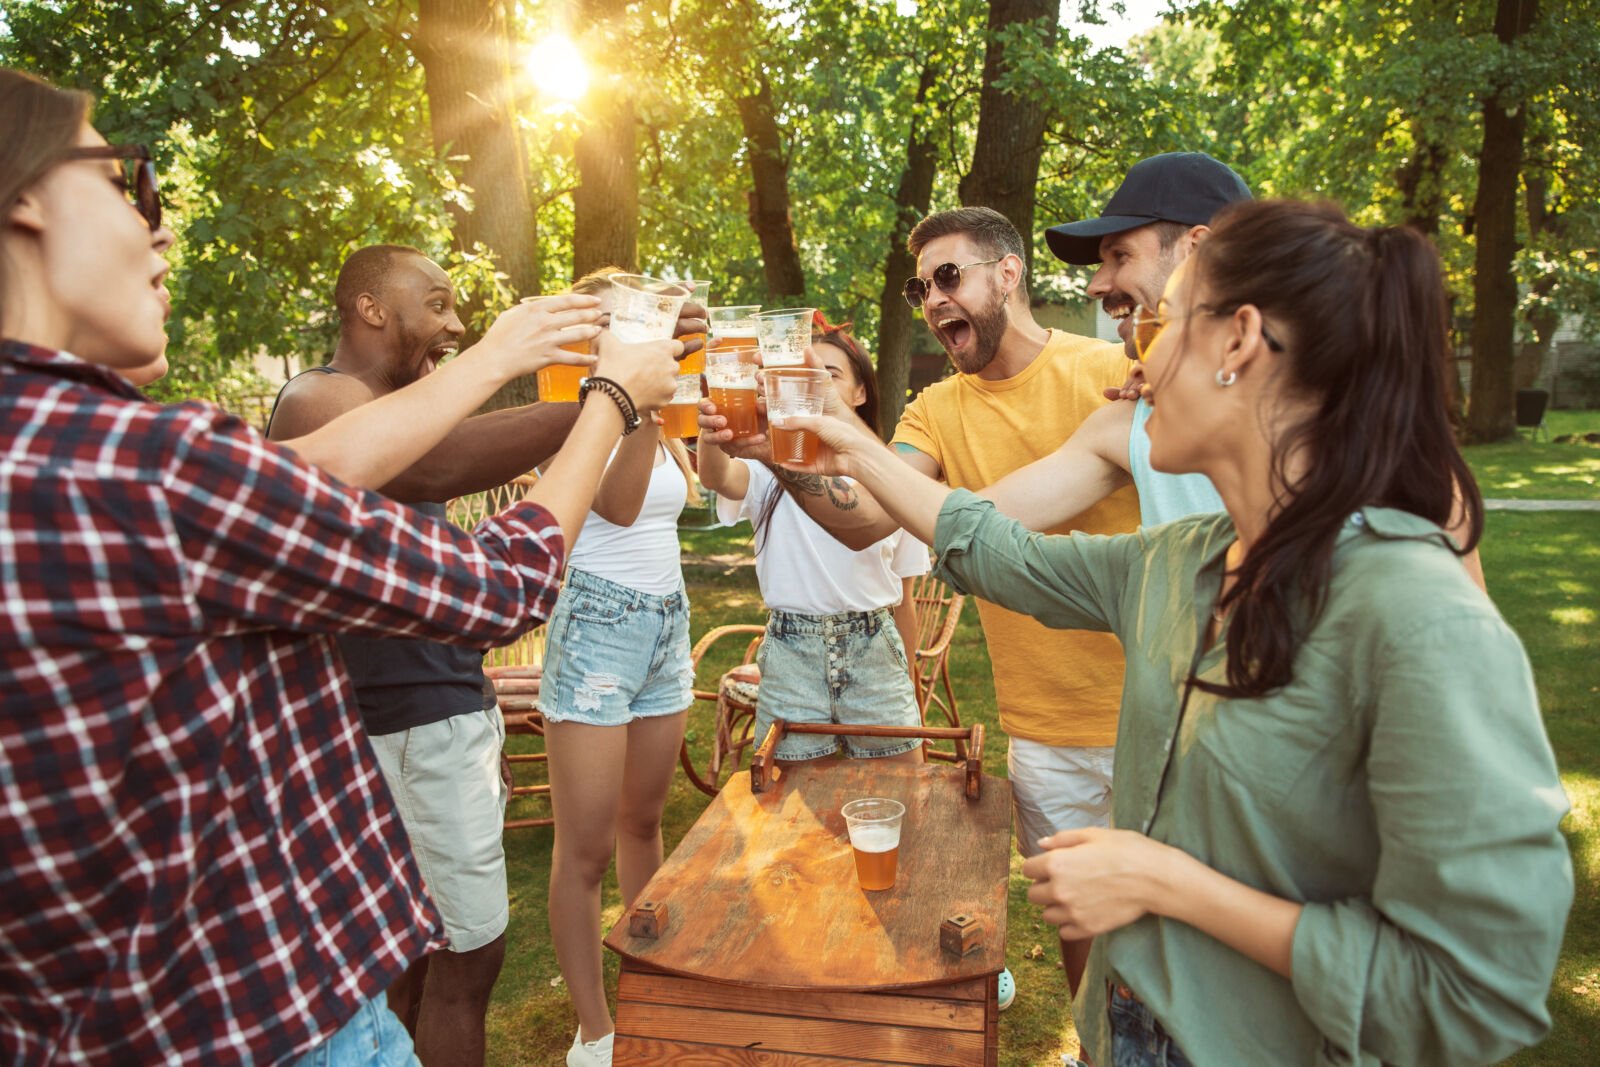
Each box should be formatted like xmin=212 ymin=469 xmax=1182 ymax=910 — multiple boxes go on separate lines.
xmin=1109 ymin=984 xmax=1193 ymax=1067
xmin=754 ymin=607 xmax=921 ymax=761
xmin=538 ymin=568 xmax=693 ymax=726
xmin=290 ymin=995 xmax=418 ymax=1067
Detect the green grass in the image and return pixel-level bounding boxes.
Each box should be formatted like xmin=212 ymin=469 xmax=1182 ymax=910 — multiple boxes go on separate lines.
xmin=1467 ymin=410 xmax=1600 ymax=501
xmin=486 ymin=458 xmax=1599 ymax=1065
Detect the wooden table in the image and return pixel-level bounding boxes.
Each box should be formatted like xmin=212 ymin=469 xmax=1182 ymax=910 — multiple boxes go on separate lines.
xmin=604 ymin=759 xmax=1012 ymax=1065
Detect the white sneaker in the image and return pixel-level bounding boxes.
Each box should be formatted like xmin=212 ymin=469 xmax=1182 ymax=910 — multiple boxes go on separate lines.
xmin=567 ymin=1028 xmax=614 ymax=1067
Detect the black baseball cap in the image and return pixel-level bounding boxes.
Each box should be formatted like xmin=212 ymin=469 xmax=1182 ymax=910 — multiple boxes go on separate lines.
xmin=1045 ymin=152 xmax=1252 ymax=265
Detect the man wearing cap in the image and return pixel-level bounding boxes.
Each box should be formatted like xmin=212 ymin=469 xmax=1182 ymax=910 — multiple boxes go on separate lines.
xmin=984 ymin=152 xmax=1250 ymax=533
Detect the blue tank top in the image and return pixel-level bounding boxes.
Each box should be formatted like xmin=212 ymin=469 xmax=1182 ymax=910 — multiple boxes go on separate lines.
xmin=1128 ymin=398 xmax=1225 ymax=527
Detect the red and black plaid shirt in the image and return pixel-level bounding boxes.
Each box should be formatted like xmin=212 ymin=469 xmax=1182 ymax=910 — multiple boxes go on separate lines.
xmin=0 ymin=341 xmax=565 ymax=1064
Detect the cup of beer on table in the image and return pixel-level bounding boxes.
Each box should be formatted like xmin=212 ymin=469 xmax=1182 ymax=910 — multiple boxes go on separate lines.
xmin=754 ymin=307 xmax=817 ymax=368
xmin=842 ymin=798 xmax=905 ymax=892
xmin=677 ymin=280 xmax=712 ymax=375
xmin=704 ymin=347 xmax=761 ymax=439
xmin=765 ymin=367 xmax=829 ymax=464
xmin=662 ymin=373 xmax=703 ymax=439
xmin=610 ymin=273 xmax=691 ymax=343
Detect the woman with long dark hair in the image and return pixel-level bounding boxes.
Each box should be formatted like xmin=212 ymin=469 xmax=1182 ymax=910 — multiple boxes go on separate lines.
xmin=778 ymin=201 xmax=1570 ymax=1065
xmin=696 ymin=317 xmax=930 ymax=770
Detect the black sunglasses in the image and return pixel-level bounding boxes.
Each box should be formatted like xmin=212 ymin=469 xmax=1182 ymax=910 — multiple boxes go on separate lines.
xmin=902 ymin=258 xmax=1002 ymax=309
xmin=62 ymin=144 xmax=162 ymax=232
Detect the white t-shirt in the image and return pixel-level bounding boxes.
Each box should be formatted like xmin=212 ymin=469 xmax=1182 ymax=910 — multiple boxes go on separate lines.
xmin=716 ymin=460 xmax=930 ymax=614
xmin=566 ymin=445 xmax=688 ymax=595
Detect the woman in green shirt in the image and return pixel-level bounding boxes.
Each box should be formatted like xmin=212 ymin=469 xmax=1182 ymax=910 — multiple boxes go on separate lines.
xmin=780 ymin=200 xmax=1571 ymax=1066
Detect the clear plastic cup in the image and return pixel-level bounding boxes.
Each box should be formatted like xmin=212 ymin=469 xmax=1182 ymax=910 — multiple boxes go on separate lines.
xmin=764 ymin=367 xmax=829 ymax=464
xmin=754 ymin=307 xmax=817 ymax=367
xmin=842 ymin=797 xmax=905 ymax=891
xmin=677 ymin=280 xmax=712 ymax=374
xmin=610 ymin=274 xmax=691 ymax=343
xmin=705 ymin=347 xmax=761 ymax=438
xmin=661 ymin=372 xmax=703 ymax=439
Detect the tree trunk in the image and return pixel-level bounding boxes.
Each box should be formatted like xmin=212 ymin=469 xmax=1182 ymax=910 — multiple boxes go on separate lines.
xmin=1465 ymin=0 xmax=1539 ymax=443
xmin=572 ymin=0 xmax=638 ymax=278
xmin=414 ymin=0 xmax=539 ymax=409
xmin=738 ymin=74 xmax=806 ymax=301
xmin=958 ymin=0 xmax=1059 ymax=278
xmin=1396 ymin=120 xmax=1448 ymax=237
xmin=876 ymin=63 xmax=940 ymax=439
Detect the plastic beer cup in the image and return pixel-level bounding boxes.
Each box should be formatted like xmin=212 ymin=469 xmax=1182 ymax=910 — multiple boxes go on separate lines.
xmin=842 ymin=798 xmax=905 ymax=892
xmin=677 ymin=280 xmax=712 ymax=375
xmin=661 ymin=373 xmax=703 ymax=440
xmin=610 ymin=274 xmax=690 ymax=343
xmin=537 ymin=339 xmax=590 ymax=402
xmin=765 ymin=367 xmax=829 ymax=464
xmin=704 ymin=347 xmax=761 ymax=439
xmin=709 ymin=305 xmax=761 ymax=360
xmin=754 ymin=307 xmax=817 ymax=368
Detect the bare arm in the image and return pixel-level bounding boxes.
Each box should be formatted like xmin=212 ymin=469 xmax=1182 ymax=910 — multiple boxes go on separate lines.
xmin=267 ymin=295 xmax=600 ymax=494
xmin=589 ymin=419 xmax=663 ymax=526
xmin=692 ymin=418 xmax=750 ymax=500
xmin=982 ymin=402 xmax=1136 ymax=531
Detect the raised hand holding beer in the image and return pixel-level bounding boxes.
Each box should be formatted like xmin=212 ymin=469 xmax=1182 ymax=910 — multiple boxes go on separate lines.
xmin=477 ymin=293 xmax=603 ymax=384
xmin=590 ymin=329 xmax=682 ymax=413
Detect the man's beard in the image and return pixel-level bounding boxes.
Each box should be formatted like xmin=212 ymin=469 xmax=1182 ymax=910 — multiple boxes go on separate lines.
xmin=949 ymin=292 xmax=1008 ymax=375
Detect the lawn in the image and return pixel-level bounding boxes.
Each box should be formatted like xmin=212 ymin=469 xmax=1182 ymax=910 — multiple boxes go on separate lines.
xmin=485 ymin=418 xmax=1599 ymax=1066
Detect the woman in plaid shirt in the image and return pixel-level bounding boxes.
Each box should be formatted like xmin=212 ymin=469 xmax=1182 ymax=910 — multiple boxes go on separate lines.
xmin=0 ymin=68 xmax=681 ymax=1066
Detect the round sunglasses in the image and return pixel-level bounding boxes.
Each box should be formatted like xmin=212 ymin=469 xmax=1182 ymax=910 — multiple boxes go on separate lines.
xmin=902 ymin=258 xmax=1002 ymax=309
xmin=62 ymin=143 xmax=162 ymax=233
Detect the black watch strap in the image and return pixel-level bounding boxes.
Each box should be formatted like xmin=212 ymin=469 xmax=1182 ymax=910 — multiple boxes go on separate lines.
xmin=578 ymin=375 xmax=642 ymax=435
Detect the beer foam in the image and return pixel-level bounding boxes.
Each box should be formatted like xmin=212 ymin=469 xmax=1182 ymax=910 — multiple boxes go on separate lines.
xmin=850 ymin=825 xmax=900 ymax=853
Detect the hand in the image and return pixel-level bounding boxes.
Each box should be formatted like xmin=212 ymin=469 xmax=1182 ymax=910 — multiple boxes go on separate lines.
xmin=675 ymin=301 xmax=708 ymax=361
xmin=697 ymin=397 xmax=772 ymax=463
xmin=592 ymin=330 xmax=681 ymax=413
xmin=476 ymin=293 xmax=603 ymax=378
xmin=766 ymin=412 xmax=873 ymax=478
xmin=1020 ymin=827 xmax=1177 ymax=940
xmin=1103 ymin=362 xmax=1146 ymax=402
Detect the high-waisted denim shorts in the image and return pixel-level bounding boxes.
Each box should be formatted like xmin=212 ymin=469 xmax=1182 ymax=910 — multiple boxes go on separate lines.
xmin=537 ymin=568 xmax=693 ymax=727
xmin=1109 ymin=984 xmax=1193 ymax=1067
xmin=754 ymin=607 xmax=920 ymax=761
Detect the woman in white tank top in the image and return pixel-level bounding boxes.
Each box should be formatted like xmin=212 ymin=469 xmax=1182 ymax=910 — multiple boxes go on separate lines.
xmin=536 ymin=269 xmax=702 ymax=1067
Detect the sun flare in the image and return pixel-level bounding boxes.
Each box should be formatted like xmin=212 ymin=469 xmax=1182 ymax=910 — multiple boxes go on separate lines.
xmin=526 ymin=34 xmax=590 ymax=103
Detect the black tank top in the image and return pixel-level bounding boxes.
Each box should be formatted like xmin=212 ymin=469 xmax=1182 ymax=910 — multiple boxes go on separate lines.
xmin=267 ymin=367 xmax=493 ymax=735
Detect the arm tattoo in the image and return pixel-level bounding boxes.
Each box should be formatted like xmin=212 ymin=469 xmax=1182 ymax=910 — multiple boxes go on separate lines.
xmin=769 ymin=464 xmax=860 ymax=512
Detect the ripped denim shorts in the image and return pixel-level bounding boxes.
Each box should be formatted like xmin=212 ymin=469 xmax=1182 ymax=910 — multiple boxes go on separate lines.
xmin=537 ymin=567 xmax=693 ymax=727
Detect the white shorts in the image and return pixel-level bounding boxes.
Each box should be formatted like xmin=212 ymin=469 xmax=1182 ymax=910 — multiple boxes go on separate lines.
xmin=1007 ymin=737 xmax=1115 ymax=858
xmin=369 ymin=706 xmax=509 ymax=953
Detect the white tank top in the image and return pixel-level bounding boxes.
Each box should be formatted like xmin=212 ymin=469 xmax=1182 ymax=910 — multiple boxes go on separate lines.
xmin=566 ymin=445 xmax=688 ymax=595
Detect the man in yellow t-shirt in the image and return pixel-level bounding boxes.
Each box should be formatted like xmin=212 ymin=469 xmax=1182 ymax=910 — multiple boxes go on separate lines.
xmin=703 ymin=207 xmax=1137 ymax=1001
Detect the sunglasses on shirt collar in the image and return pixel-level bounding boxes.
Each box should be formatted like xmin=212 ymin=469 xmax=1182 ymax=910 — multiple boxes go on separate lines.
xmin=61 ymin=143 xmax=162 ymax=233
xmin=902 ymin=258 xmax=1003 ymax=309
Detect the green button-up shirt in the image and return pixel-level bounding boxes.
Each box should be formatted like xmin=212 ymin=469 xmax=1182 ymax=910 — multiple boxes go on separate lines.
xmin=933 ymin=490 xmax=1571 ymax=1067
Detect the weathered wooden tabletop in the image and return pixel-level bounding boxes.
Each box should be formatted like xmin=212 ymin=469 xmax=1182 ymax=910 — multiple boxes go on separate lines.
xmin=604 ymin=760 xmax=1011 ymax=991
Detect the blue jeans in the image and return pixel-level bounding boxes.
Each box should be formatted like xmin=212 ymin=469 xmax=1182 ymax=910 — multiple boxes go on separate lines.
xmin=1110 ymin=985 xmax=1193 ymax=1067
xmin=291 ymin=996 xmax=419 ymax=1067
xmin=754 ymin=607 xmax=921 ymax=761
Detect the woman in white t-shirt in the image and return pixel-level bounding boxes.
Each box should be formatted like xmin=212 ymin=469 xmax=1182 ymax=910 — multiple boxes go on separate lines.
xmin=537 ymin=268 xmax=703 ymax=1067
xmin=698 ymin=320 xmax=930 ymax=767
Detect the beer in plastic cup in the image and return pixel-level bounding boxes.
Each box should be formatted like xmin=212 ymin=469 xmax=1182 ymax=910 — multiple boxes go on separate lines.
xmin=610 ymin=274 xmax=690 ymax=343
xmin=661 ymin=373 xmax=703 ymax=440
xmin=842 ymin=797 xmax=905 ymax=892
xmin=754 ymin=307 xmax=817 ymax=367
xmin=677 ymin=280 xmax=712 ymax=375
xmin=765 ymin=367 xmax=828 ymax=464
xmin=704 ymin=347 xmax=761 ymax=439
xmin=537 ymin=339 xmax=591 ymax=402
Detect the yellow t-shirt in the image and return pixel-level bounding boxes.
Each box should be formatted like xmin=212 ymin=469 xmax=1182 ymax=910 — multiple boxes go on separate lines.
xmin=893 ymin=330 xmax=1139 ymax=747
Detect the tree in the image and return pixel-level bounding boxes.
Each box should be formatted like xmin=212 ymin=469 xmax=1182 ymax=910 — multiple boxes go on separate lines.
xmin=959 ymin=0 xmax=1059 ymax=278
xmin=1466 ymin=0 xmax=1541 ymax=442
xmin=572 ymin=0 xmax=639 ymax=277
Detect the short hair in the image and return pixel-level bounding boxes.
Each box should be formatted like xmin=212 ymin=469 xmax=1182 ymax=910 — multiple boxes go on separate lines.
xmin=1151 ymin=220 xmax=1193 ymax=254
xmin=334 ymin=244 xmax=426 ymax=325
xmin=907 ymin=207 xmax=1026 ymax=263
xmin=907 ymin=207 xmax=1029 ymax=300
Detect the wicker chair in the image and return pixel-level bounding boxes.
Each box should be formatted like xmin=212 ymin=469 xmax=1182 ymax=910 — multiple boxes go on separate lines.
xmin=446 ymin=475 xmax=552 ymax=831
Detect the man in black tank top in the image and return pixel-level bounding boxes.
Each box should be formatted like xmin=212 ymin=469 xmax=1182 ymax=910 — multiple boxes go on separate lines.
xmin=265 ymin=245 xmax=578 ymax=1065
